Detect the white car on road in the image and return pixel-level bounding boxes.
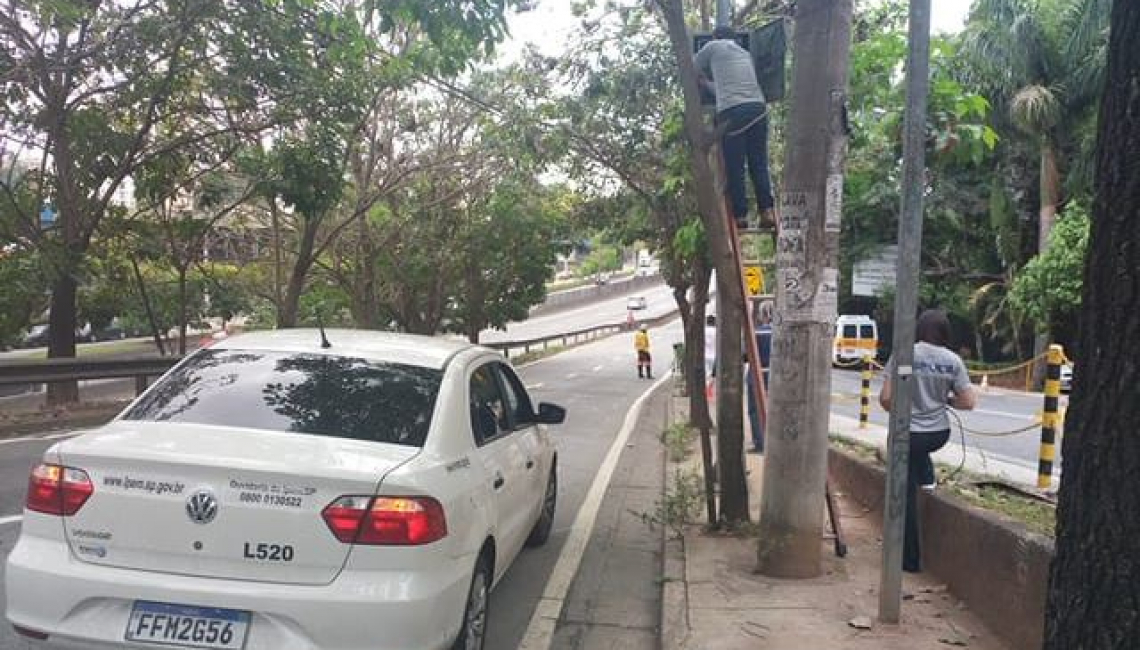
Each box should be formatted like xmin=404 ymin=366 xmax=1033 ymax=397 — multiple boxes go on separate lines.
xmin=626 ymin=296 xmax=648 ymax=311
xmin=6 ymin=329 xmax=566 ymax=650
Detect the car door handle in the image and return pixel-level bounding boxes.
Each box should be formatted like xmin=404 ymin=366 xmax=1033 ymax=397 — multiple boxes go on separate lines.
xmin=526 ymin=459 xmax=535 ymax=470
xmin=493 ymin=473 xmax=505 ymax=490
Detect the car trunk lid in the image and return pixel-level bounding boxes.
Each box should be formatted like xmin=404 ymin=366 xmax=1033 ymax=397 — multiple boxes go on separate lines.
xmin=56 ymin=421 xmax=418 ymax=585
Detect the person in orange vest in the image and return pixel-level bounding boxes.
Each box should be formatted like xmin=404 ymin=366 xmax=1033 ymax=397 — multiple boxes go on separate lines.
xmin=634 ymin=324 xmax=653 ymax=379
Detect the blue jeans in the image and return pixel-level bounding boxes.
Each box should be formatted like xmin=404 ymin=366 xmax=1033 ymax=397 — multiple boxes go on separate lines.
xmin=905 ymin=429 xmax=950 ymax=572
xmin=746 ymin=367 xmax=769 ymax=451
xmin=719 ymin=102 xmax=774 ymax=222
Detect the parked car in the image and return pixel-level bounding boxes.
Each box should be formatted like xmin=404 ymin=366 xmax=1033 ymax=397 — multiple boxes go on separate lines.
xmin=1059 ymin=363 xmax=1073 ymax=393
xmin=93 ymin=319 xmax=129 ymax=341
xmin=626 ymin=295 xmax=648 ymax=310
xmin=17 ymin=324 xmax=50 ymax=348
xmin=16 ymin=323 xmax=94 ymax=348
xmin=5 ymin=329 xmax=566 ymax=650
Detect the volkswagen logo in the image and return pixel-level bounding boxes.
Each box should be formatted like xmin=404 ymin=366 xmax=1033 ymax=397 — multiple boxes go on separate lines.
xmin=185 ymin=489 xmax=218 ymax=525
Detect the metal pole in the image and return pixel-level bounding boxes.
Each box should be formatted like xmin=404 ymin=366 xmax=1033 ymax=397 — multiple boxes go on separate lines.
xmin=1038 ymin=344 xmax=1064 ymax=489
xmin=879 ymin=0 xmax=931 ymax=624
xmin=860 ymin=355 xmax=872 ymax=428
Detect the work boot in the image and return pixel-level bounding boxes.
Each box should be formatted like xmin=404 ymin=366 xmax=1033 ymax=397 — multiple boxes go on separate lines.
xmin=637 ymin=368 xmax=643 ymax=379
xmin=759 ymin=207 xmax=777 ymax=232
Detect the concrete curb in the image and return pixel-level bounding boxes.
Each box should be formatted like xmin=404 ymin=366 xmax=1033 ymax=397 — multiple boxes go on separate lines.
xmin=660 ymin=388 xmax=691 ymax=650
xmin=829 ymin=446 xmax=1053 ymax=650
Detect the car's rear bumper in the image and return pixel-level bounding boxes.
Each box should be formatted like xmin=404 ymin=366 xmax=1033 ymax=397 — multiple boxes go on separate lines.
xmin=6 ymin=533 xmax=472 ymax=650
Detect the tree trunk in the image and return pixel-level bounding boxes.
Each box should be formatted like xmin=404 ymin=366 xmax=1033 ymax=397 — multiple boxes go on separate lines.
xmin=1044 ymin=2 xmax=1140 ymax=647
xmin=686 ymin=257 xmax=713 ymax=431
xmin=271 ymin=202 xmax=284 ymax=311
xmin=279 ymin=219 xmax=319 ymax=328
xmin=1030 ymin=141 xmax=1063 ymax=387
xmin=46 ymin=272 xmax=80 ymax=405
xmin=131 ymin=257 xmax=167 ymax=356
xmin=657 ymin=0 xmax=749 ymax=524
xmin=176 ymin=266 xmax=188 ymax=356
xmin=1038 ymin=141 xmax=1061 ymax=254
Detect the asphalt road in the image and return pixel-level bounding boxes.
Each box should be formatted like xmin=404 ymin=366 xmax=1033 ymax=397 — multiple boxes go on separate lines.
xmin=478 ymin=280 xmax=675 ymax=343
xmin=0 ymin=279 xmax=674 ymax=412
xmin=0 ymin=318 xmax=685 ymax=649
xmin=829 ymin=366 xmax=1066 ymax=475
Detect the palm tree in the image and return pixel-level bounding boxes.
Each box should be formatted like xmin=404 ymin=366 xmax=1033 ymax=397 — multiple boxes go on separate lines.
xmin=961 ymin=0 xmax=1110 ymax=254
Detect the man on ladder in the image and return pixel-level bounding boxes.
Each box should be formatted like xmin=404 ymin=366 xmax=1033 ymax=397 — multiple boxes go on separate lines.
xmin=694 ymin=25 xmax=776 ymax=232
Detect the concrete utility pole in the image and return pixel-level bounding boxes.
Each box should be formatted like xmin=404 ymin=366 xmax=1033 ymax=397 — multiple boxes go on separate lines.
xmin=880 ymin=0 xmax=931 ymax=624
xmin=757 ymin=0 xmax=852 ymax=578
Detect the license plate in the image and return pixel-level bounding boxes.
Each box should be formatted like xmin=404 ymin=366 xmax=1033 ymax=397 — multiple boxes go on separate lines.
xmin=125 ymin=601 xmax=249 ymax=649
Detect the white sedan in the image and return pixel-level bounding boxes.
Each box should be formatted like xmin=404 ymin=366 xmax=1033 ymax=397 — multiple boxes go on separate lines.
xmin=6 ymin=329 xmax=566 ymax=650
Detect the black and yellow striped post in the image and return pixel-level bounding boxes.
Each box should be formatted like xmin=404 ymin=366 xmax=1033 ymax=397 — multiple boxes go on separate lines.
xmin=860 ymin=355 xmax=873 ymax=428
xmin=1037 ymin=344 xmax=1064 ymax=489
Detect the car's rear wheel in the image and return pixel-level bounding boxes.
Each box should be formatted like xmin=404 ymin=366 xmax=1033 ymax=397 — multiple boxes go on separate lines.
xmin=526 ymin=467 xmax=557 ymax=547
xmin=452 ymin=556 xmax=490 ymax=650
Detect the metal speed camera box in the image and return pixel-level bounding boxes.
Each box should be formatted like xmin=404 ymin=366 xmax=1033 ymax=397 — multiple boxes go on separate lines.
xmin=691 ymin=19 xmax=787 ymax=107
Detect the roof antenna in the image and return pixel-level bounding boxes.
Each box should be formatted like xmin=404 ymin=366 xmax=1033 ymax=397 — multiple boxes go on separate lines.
xmin=317 ymin=316 xmax=332 ymax=349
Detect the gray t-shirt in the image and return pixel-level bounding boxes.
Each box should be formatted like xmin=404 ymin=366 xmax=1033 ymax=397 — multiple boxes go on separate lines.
xmin=694 ymin=39 xmax=765 ymax=114
xmin=885 ymin=342 xmax=971 ymax=432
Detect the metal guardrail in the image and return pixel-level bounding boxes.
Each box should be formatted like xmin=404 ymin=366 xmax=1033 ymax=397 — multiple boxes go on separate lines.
xmin=0 ymin=310 xmax=681 ymax=391
xmin=0 ymin=356 xmax=179 ymax=388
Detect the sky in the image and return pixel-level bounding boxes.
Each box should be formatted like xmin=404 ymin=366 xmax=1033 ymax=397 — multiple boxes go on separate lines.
xmin=502 ymin=0 xmax=974 ymax=59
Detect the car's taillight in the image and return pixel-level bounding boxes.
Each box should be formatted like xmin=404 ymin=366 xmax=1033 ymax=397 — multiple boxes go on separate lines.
xmin=321 ymin=496 xmax=372 ymax=543
xmin=321 ymin=496 xmax=447 ymax=546
xmin=26 ymin=463 xmax=94 ymax=516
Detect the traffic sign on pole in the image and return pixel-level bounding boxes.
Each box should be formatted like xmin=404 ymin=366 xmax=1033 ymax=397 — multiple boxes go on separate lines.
xmin=744 ymin=265 xmax=764 ymax=296
xmin=39 ymin=206 xmax=56 ymax=228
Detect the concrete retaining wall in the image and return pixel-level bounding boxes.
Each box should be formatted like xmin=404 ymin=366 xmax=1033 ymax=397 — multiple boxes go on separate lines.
xmin=530 ymin=275 xmax=665 ymax=316
xmin=828 ymin=448 xmax=1053 ymax=650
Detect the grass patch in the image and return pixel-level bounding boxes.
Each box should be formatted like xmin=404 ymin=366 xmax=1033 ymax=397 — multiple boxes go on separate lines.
xmin=829 ymin=434 xmax=881 ymax=464
xmin=79 ymin=340 xmax=168 ymax=357
xmin=4 ymin=339 xmax=168 ymax=361
xmin=634 ymin=468 xmax=704 ymax=540
xmin=547 ymin=271 xmax=635 ymax=293
xmin=941 ymin=472 xmax=1056 ymax=537
xmin=828 ymin=433 xmax=1056 ymax=537
xmin=511 ymin=345 xmax=567 ymax=365
xmin=661 ymin=422 xmax=696 ymax=462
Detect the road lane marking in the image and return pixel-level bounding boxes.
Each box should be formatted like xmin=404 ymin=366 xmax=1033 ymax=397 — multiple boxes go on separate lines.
xmin=519 ymin=372 xmax=671 ymax=650
xmin=971 ymin=408 xmax=1037 ymax=420
xmin=0 ymin=431 xmax=81 ymax=446
xmin=0 ymin=515 xmax=23 ymax=526
xmin=591 ymin=365 xmax=604 ymax=372
xmin=526 ymin=383 xmax=545 ymax=390
xmin=565 ymin=373 xmax=578 ymax=379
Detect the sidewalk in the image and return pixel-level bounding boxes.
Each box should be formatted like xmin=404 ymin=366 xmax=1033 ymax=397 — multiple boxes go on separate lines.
xmin=663 ymin=394 xmax=1015 ymax=650
xmin=549 ymin=385 xmax=667 ymax=649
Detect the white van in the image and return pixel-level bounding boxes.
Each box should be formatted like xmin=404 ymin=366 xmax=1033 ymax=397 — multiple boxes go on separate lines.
xmin=833 ymin=315 xmax=878 ymax=366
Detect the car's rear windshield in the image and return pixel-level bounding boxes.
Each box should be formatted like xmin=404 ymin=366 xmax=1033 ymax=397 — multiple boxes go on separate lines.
xmin=123 ymin=349 xmax=443 ymax=447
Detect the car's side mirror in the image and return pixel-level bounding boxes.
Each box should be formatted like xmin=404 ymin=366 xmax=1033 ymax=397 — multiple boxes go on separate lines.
xmin=535 ymin=402 xmax=566 ymax=425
